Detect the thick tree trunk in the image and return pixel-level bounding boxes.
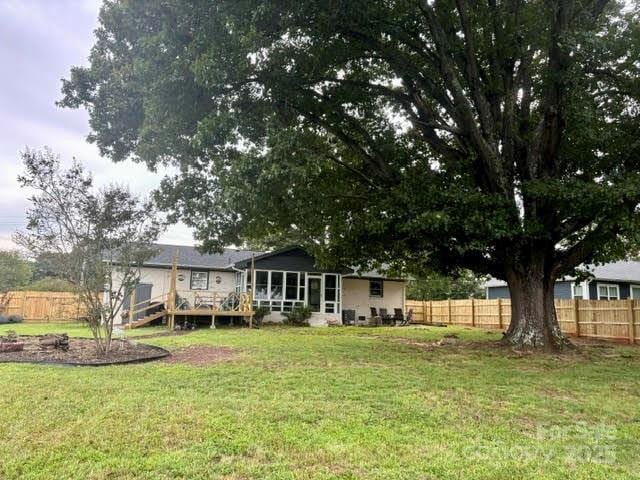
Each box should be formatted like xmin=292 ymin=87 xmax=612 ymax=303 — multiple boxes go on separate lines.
xmin=502 ymin=267 xmax=572 ymax=351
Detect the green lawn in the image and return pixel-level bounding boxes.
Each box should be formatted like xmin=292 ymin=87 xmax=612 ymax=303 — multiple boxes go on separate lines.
xmin=0 ymin=323 xmax=639 ymax=480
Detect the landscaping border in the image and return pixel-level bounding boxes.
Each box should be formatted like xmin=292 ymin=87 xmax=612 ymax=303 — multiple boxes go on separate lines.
xmin=0 ymin=336 xmax=171 ymax=367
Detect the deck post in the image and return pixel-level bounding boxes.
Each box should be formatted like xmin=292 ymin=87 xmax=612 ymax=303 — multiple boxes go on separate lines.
xmin=249 ymin=254 xmax=255 ymax=329
xmin=168 ymin=249 xmax=179 ymax=330
xmin=128 ymin=288 xmax=136 ymax=326
xmin=573 ymin=299 xmax=580 ymax=338
xmin=447 ymin=298 xmax=452 ymax=324
xmin=497 ymin=298 xmax=503 ymax=330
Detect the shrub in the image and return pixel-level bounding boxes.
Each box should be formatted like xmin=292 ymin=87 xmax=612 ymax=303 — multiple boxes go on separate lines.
xmin=282 ymin=305 xmax=312 ymax=326
xmin=8 ymin=315 xmax=23 ymax=324
xmin=253 ymin=306 xmax=271 ymax=327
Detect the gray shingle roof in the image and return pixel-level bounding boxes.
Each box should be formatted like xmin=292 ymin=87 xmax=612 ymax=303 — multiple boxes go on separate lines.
xmin=484 ymin=260 xmax=640 ymax=287
xmin=145 ymin=244 xmax=261 ymax=270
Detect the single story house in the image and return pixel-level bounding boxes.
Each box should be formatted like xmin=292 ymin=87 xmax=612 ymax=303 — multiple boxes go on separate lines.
xmin=120 ymin=244 xmax=407 ymax=327
xmin=484 ymin=260 xmax=640 ymax=300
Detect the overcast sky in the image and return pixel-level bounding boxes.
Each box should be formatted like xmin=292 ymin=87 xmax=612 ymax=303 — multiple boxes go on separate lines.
xmin=0 ymin=0 xmax=195 ymax=249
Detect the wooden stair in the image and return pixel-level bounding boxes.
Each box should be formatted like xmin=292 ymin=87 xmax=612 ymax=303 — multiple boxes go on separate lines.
xmin=125 ymin=302 xmax=167 ymax=329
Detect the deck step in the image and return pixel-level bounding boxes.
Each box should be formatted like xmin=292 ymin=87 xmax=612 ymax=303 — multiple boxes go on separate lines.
xmin=126 ymin=309 xmax=167 ymax=329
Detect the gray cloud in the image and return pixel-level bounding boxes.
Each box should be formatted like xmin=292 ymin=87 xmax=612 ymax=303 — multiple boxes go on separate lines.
xmin=0 ymin=0 xmax=194 ymax=248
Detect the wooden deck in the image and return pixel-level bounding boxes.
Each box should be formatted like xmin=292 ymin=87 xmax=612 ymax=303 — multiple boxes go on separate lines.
xmin=172 ymin=309 xmax=254 ymax=317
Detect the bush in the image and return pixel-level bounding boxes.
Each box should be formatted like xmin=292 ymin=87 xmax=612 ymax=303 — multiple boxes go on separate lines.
xmin=253 ymin=306 xmax=271 ymax=327
xmin=282 ymin=305 xmax=312 ymax=326
xmin=20 ymin=277 xmax=75 ymax=292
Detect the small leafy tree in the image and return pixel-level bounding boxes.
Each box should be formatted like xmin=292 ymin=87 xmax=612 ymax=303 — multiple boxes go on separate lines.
xmin=15 ymin=148 xmax=163 ymax=354
xmin=407 ymin=271 xmax=485 ymax=301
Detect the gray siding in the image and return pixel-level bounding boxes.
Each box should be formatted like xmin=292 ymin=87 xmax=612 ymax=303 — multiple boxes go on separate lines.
xmin=489 ymin=280 xmax=639 ymax=300
xmin=553 ymin=281 xmax=572 ymax=299
xmin=250 ymin=247 xmax=341 ymax=273
xmin=486 ymin=286 xmax=510 ymax=299
xmin=487 ymin=281 xmax=572 ymax=300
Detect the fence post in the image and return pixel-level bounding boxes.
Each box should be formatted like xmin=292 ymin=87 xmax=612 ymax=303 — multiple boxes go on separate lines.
xmin=470 ymin=298 xmax=475 ymax=327
xmin=497 ymin=298 xmax=503 ymax=329
xmin=627 ymin=299 xmax=635 ymax=345
xmin=573 ymin=299 xmax=580 ymax=338
xmin=429 ymin=301 xmax=433 ymax=324
xmin=447 ymin=298 xmax=452 ymax=324
xmin=422 ymin=300 xmax=427 ymax=324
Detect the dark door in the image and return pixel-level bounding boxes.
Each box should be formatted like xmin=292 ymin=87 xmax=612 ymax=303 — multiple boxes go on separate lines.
xmin=308 ymin=277 xmax=322 ymax=313
xmin=123 ymin=283 xmax=153 ymax=322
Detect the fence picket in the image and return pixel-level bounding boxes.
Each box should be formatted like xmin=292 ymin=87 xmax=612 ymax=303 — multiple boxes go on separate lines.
xmin=405 ymin=298 xmax=640 ymax=344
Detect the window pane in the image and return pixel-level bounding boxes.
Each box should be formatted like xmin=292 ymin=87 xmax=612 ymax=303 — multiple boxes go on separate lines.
xmin=325 ymin=304 xmax=335 ymax=313
xmin=632 ymin=287 xmax=640 ymax=299
xmin=573 ymin=285 xmax=583 ymax=299
xmin=369 ymin=279 xmax=383 ymax=297
xmin=325 ymin=288 xmax=336 ymax=301
xmin=271 ymin=272 xmax=283 ymax=299
xmin=286 ymin=273 xmax=298 ymax=300
xmin=191 ymin=271 xmax=208 ymax=290
xmin=599 ymin=286 xmax=607 ymax=298
xmin=325 ymin=275 xmax=336 ymax=289
xmin=256 ymin=271 xmax=268 ymax=299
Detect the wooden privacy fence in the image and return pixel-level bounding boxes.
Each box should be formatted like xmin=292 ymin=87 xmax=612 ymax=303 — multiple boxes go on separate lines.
xmin=406 ymin=298 xmax=640 ymax=344
xmin=1 ymin=291 xmax=87 ymax=323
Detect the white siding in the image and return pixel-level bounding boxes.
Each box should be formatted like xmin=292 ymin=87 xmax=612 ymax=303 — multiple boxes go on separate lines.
xmin=113 ymin=266 xmax=236 ymax=324
xmin=341 ymin=278 xmax=406 ymax=320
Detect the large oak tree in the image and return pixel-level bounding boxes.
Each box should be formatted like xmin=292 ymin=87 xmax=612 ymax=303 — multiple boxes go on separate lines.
xmin=61 ymin=0 xmax=640 ymax=349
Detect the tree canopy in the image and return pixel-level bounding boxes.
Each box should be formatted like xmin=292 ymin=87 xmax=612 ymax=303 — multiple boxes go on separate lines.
xmin=0 ymin=250 xmax=33 ymax=293
xmin=60 ymin=0 xmax=640 ymax=348
xmin=407 ymin=271 xmax=485 ymax=301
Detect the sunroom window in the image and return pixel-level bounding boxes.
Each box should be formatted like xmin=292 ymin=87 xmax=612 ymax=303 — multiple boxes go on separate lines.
xmin=255 ymin=271 xmax=268 ymax=299
xmin=270 ymin=272 xmax=283 ymax=299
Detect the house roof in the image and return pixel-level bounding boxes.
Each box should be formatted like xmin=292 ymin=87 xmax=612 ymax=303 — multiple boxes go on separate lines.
xmin=145 ymin=244 xmax=261 ymax=270
xmin=144 ymin=243 xmax=407 ymax=280
xmin=484 ymin=260 xmax=640 ymax=288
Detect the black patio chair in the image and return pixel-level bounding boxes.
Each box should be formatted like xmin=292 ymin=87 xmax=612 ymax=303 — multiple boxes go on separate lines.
xmin=379 ymin=308 xmax=393 ymax=325
xmin=392 ymin=308 xmax=404 ymax=325
xmin=397 ymin=309 xmax=414 ymax=326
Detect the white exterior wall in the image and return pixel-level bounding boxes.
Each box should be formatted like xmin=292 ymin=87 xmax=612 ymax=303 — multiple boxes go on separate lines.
xmin=262 ymin=311 xmax=341 ymax=327
xmin=261 ymin=278 xmax=407 ymax=326
xmin=113 ymin=266 xmax=236 ymax=324
xmin=341 ymin=278 xmax=407 ymax=320
xmin=135 ymin=266 xmax=236 ymax=305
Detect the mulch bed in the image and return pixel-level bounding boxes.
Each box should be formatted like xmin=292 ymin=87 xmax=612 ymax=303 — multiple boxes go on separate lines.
xmin=0 ymin=335 xmax=169 ymax=366
xmin=162 ymin=345 xmax=238 ymax=366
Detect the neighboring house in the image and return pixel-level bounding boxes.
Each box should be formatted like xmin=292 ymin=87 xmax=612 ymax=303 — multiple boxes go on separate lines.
xmin=484 ymin=260 xmax=640 ymax=300
xmin=121 ymin=244 xmax=407 ymax=327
